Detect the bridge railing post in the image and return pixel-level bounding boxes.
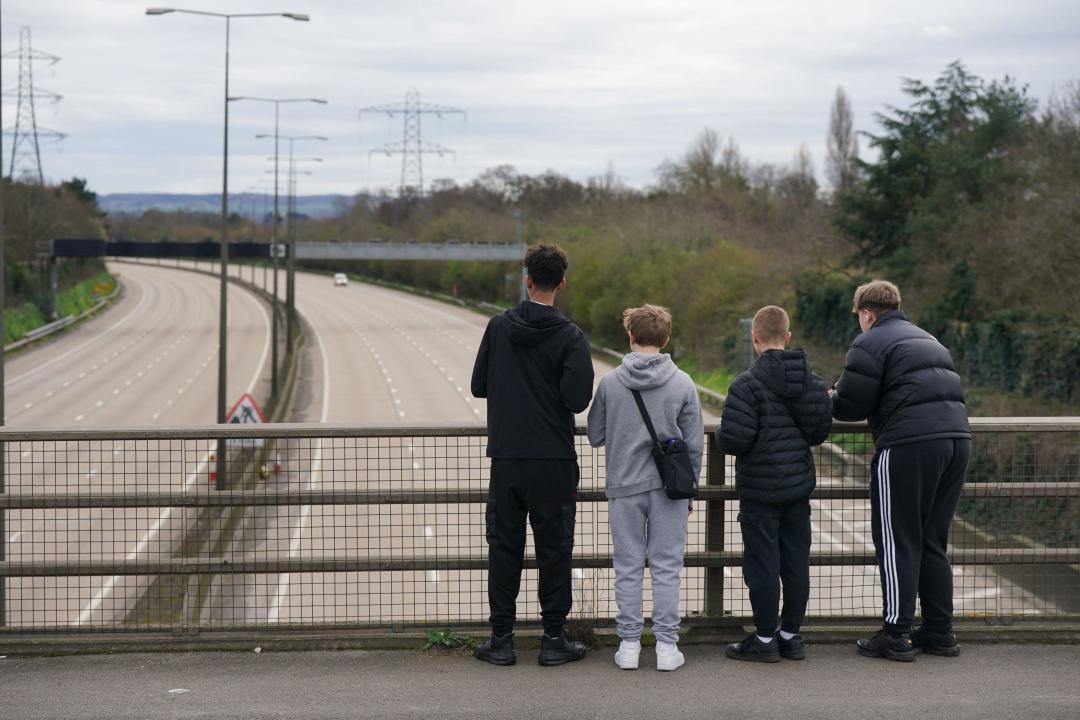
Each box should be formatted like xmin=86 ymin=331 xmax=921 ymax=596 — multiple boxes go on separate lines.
xmin=704 ymin=432 xmax=725 ymax=617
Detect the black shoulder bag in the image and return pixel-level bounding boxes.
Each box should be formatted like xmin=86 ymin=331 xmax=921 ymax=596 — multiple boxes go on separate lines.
xmin=630 ymin=389 xmax=699 ymax=500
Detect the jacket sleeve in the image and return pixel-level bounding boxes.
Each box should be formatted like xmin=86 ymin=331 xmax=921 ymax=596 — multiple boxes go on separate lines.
xmin=832 ymin=344 xmax=883 ymax=421
xmin=801 ymin=373 xmax=834 ymax=446
xmin=678 ymin=381 xmax=705 ymax=477
xmin=715 ymin=375 xmax=757 ymax=456
xmin=470 ymin=319 xmax=494 ymax=399
xmin=560 ymin=328 xmax=595 ymax=414
xmin=586 ymin=381 xmax=606 ymax=447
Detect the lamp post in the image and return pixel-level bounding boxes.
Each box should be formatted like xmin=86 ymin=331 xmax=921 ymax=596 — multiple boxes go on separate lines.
xmin=237 ymin=97 xmax=326 ymax=401
xmin=146 ymin=8 xmax=309 ymax=428
xmin=257 ymin=134 xmax=326 ymax=348
xmin=147 ymin=8 xmax=309 ymax=491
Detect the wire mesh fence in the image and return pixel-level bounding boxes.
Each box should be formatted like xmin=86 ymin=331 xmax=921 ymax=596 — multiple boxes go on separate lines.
xmin=0 ymin=420 xmax=1076 ymax=633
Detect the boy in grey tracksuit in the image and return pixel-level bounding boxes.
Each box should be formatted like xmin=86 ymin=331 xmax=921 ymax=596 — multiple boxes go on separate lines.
xmin=587 ymin=305 xmax=703 ymax=671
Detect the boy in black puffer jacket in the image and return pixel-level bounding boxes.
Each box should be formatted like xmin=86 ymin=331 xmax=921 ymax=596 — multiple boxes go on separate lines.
xmin=716 ymin=306 xmax=832 ymax=663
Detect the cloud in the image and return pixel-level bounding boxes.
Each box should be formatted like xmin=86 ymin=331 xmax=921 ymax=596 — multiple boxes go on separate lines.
xmin=2 ymin=0 xmax=1078 ymax=194
xmin=923 ymin=24 xmax=961 ymax=39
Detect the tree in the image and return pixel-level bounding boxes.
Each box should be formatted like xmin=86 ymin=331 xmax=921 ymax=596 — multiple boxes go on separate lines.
xmin=834 ymin=61 xmax=1035 ymax=277
xmin=826 ymin=87 xmax=859 ymax=194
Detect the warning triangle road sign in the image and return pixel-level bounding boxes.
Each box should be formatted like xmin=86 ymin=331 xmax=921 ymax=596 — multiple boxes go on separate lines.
xmin=226 ymin=392 xmax=267 ymax=424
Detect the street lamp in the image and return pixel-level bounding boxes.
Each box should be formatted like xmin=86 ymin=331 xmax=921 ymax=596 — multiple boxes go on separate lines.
xmin=236 ymin=97 xmax=326 ymax=401
xmin=146 ymin=8 xmax=309 ymax=492
xmin=256 ymin=134 xmax=327 ymax=348
xmin=145 ymin=7 xmax=311 ymax=433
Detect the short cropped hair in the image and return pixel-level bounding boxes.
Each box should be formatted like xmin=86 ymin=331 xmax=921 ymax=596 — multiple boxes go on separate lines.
xmin=623 ymin=304 xmax=672 ymax=348
xmin=523 ymin=243 xmax=569 ymax=291
xmin=752 ymin=305 xmax=790 ymax=345
xmin=852 ymin=280 xmax=901 ymax=313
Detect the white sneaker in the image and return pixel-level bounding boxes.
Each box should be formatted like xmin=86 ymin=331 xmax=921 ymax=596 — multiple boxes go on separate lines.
xmin=656 ymin=641 xmax=685 ymax=672
xmin=614 ymin=639 xmax=641 ymax=670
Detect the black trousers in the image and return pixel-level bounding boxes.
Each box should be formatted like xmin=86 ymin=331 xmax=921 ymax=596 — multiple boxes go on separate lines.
xmin=738 ymin=497 xmax=812 ymax=637
xmin=871 ymin=438 xmax=971 ymax=635
xmin=485 ymin=458 xmax=579 ymax=636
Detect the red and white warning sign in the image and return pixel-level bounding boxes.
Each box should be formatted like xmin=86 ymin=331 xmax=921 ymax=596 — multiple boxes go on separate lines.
xmin=226 ymin=392 xmax=267 ymax=447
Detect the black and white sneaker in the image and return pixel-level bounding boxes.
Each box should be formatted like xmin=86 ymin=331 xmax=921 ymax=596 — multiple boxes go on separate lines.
xmin=474 ymin=632 xmax=516 ymax=666
xmin=725 ymin=634 xmax=781 ymax=663
xmin=856 ymin=631 xmax=915 ymax=662
xmin=912 ymin=627 xmax=960 ymax=657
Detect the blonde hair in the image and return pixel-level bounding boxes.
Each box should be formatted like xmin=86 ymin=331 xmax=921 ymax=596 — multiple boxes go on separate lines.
xmin=623 ymin=304 xmax=672 ymax=348
xmin=752 ymin=305 xmax=790 ymax=345
xmin=852 ymin=280 xmax=901 ymax=313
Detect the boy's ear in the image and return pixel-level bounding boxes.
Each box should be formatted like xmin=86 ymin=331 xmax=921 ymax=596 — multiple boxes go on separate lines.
xmin=661 ymin=335 xmax=670 ymax=350
xmin=784 ymin=330 xmax=792 ymax=347
xmin=558 ymin=277 xmax=567 ymax=290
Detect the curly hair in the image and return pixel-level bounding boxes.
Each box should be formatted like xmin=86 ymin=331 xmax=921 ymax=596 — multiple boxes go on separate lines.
xmin=523 ymin=243 xmax=569 ymax=291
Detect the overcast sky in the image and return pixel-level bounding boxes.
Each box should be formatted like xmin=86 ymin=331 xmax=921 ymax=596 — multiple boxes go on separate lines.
xmin=2 ymin=0 xmax=1078 ymax=196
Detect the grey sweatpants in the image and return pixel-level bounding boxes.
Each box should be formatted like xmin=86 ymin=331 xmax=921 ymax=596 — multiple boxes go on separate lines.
xmin=609 ymin=488 xmax=689 ymax=644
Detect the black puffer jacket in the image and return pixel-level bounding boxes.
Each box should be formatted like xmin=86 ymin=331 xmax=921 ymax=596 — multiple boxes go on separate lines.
xmin=832 ymin=310 xmax=970 ymax=447
xmin=471 ymin=301 xmax=594 ymax=459
xmin=716 ymin=349 xmax=833 ymax=504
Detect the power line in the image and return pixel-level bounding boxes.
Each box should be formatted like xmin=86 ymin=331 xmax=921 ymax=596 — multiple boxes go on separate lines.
xmin=2 ymin=27 xmax=65 ymax=184
xmin=359 ymin=87 xmax=465 ymax=198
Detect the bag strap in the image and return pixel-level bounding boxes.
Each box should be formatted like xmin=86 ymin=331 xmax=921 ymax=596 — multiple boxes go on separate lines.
xmin=778 ymin=394 xmax=812 ymax=445
xmin=630 ymin=389 xmax=662 ymax=448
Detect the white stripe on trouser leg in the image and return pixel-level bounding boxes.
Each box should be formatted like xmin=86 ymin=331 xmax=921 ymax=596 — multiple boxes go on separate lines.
xmin=881 ymin=449 xmax=899 ymax=625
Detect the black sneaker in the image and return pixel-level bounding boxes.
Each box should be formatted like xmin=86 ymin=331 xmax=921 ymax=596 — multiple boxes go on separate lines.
xmin=538 ymin=633 xmax=587 ymax=667
xmin=778 ymin=634 xmax=805 ymax=660
xmin=474 ymin=632 xmax=516 ymax=666
xmin=912 ymin=627 xmax=960 ymax=657
xmin=856 ymin=631 xmax=915 ymax=662
xmin=725 ymin=634 xmax=781 ymax=663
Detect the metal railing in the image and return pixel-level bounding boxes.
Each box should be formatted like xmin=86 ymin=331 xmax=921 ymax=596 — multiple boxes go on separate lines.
xmin=0 ymin=419 xmax=1076 ymax=634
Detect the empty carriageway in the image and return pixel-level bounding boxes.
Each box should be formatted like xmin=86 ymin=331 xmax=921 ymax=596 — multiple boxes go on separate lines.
xmin=2 ymin=261 xmax=272 ymax=628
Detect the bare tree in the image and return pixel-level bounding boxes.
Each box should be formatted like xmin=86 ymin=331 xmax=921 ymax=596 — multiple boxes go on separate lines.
xmin=826 ymin=86 xmax=859 ymax=194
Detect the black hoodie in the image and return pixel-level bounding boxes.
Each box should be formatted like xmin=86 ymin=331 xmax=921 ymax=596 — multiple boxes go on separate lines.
xmin=471 ymin=300 xmax=594 ymax=459
xmin=715 ymin=348 xmax=833 ymax=504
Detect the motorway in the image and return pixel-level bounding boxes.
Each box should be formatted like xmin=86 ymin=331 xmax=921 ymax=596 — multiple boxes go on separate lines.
xmin=1 ymin=262 xmax=1052 ymax=631
xmin=2 ymin=261 xmax=272 ymax=627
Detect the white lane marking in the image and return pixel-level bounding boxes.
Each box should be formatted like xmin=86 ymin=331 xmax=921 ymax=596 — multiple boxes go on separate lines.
xmin=74 ymin=414 xmax=85 ymax=422
xmin=23 ymin=402 xmax=32 ymax=410
xmin=424 ymin=526 xmax=434 ymax=539
xmin=75 ymin=266 xmax=272 ymax=624
xmin=95 ymin=400 xmax=104 ymax=408
xmin=4 ymin=277 xmax=148 ymax=387
xmin=8 ymin=532 xmax=23 ymax=543
xmin=74 ymin=454 xmax=210 ymax=626
xmin=21 ymin=450 xmax=31 ymax=459
xmin=267 ymin=308 xmax=330 ymax=624
xmin=956 ymin=587 xmax=1001 ymax=603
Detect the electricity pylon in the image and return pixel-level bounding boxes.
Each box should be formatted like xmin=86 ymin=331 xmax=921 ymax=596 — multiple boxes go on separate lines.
xmin=359 ymin=87 xmax=465 ymax=197
xmin=2 ymin=27 xmax=65 ymax=184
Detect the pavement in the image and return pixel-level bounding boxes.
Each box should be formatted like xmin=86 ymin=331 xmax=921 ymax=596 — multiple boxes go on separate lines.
xmin=2 ymin=643 xmax=1078 ymax=719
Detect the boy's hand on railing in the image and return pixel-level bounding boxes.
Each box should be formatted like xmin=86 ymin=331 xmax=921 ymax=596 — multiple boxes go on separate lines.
xmin=688 ymin=500 xmax=694 ymax=515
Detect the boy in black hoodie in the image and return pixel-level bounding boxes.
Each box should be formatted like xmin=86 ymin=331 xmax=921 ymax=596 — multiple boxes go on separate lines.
xmin=471 ymin=243 xmax=595 ymax=667
xmin=716 ymin=306 xmax=832 ymax=662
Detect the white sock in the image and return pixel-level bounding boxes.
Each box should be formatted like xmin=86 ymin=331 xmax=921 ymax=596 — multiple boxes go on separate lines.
xmin=779 ymin=630 xmax=797 ymax=641
xmin=757 ymin=634 xmax=774 ymax=644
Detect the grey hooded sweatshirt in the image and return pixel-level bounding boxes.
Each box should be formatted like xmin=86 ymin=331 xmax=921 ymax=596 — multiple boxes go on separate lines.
xmin=587 ymin=352 xmax=704 ymax=499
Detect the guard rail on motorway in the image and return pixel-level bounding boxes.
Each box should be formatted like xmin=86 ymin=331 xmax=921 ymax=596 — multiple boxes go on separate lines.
xmin=0 ymin=419 xmax=1076 ymax=634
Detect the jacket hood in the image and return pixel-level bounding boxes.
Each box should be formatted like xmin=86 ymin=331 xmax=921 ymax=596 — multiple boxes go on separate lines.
xmin=505 ymin=300 xmax=570 ymax=346
xmin=615 ymin=352 xmax=679 ymax=391
xmin=750 ymin=348 xmax=811 ymax=399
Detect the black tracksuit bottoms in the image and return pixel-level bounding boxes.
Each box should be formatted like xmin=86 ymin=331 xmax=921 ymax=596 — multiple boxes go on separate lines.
xmin=485 ymin=458 xmax=579 ymax=637
xmin=871 ymin=438 xmax=971 ymax=636
xmin=738 ymin=497 xmax=812 ymax=638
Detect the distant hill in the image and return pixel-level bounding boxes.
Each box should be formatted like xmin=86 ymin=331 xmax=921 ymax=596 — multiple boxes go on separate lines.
xmin=99 ymin=193 xmax=361 ymax=219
